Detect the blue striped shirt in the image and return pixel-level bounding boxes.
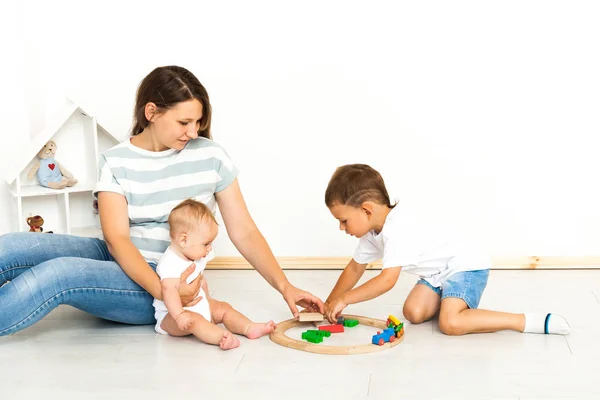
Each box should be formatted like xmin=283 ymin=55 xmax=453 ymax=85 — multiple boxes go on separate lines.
xmin=93 ymin=137 xmax=238 ymax=263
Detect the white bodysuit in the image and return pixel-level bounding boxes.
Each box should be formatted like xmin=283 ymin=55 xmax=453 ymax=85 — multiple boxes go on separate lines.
xmin=153 ymin=246 xmax=214 ymax=335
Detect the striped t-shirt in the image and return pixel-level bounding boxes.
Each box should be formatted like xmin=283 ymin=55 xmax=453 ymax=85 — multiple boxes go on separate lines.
xmin=93 ymin=137 xmax=239 ymax=264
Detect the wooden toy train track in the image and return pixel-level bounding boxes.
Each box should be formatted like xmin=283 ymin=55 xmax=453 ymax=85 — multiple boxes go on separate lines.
xmin=269 ymin=314 xmax=403 ymax=355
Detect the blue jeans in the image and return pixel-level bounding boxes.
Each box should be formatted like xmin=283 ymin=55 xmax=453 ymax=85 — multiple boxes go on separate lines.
xmin=0 ymin=233 xmax=155 ymax=336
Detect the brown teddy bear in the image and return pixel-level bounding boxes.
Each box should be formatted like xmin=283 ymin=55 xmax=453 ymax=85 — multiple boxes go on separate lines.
xmin=27 ymin=140 xmax=78 ymax=189
xmin=26 ymin=215 xmax=45 ymax=232
xmin=26 ymin=215 xmax=53 ymax=233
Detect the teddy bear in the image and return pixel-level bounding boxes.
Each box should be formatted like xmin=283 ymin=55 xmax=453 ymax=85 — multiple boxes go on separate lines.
xmin=26 ymin=215 xmax=45 ymax=232
xmin=26 ymin=215 xmax=54 ymax=233
xmin=27 ymin=140 xmax=78 ymax=189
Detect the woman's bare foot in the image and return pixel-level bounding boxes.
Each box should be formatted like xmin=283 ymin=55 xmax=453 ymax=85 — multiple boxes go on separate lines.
xmin=245 ymin=320 xmax=277 ymax=339
xmin=220 ymin=331 xmax=240 ymax=350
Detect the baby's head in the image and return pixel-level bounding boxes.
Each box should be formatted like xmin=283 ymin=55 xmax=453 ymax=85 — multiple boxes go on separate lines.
xmin=168 ymin=199 xmax=218 ymax=261
xmin=325 ymin=164 xmax=396 ymax=238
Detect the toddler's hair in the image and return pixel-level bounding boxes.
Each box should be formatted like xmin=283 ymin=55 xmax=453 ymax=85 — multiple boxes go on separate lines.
xmin=325 ymin=164 xmax=396 ymax=208
xmin=168 ymin=199 xmax=217 ymax=238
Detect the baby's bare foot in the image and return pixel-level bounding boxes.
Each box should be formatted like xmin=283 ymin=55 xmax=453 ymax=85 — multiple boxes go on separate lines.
xmin=246 ymin=320 xmax=277 ymax=339
xmin=220 ymin=331 xmax=240 ymax=350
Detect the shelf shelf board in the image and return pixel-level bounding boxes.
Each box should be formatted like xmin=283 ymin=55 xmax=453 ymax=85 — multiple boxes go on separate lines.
xmin=10 ymin=185 xmax=95 ymax=198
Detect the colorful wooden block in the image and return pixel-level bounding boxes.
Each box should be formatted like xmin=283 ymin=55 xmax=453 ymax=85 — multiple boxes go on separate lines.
xmin=318 ymin=324 xmax=344 ymax=333
xmin=298 ymin=312 xmax=324 ymax=322
xmin=343 ymin=319 xmax=359 ymax=327
xmin=305 ymin=335 xmax=323 ymax=343
xmin=304 ymin=329 xmax=331 ymax=337
xmin=387 ymin=314 xmax=401 ymax=326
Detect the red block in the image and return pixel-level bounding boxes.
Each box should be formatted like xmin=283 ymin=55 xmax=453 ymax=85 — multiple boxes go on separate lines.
xmin=318 ymin=324 xmax=344 ymax=333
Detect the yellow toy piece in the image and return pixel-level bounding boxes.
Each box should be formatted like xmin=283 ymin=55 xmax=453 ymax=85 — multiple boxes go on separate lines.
xmin=387 ymin=314 xmax=401 ymax=326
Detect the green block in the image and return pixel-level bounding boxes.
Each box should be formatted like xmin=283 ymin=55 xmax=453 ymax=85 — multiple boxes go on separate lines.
xmin=302 ymin=330 xmax=330 ymax=341
xmin=306 ymin=335 xmax=323 ymax=343
xmin=302 ymin=331 xmax=316 ymax=340
xmin=305 ymin=329 xmax=330 ymax=337
xmin=343 ymin=319 xmax=359 ymax=327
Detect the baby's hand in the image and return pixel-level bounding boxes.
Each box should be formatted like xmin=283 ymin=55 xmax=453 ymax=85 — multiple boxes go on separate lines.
xmin=175 ymin=311 xmax=194 ymax=331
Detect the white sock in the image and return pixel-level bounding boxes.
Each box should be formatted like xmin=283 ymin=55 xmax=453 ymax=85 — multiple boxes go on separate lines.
xmin=523 ymin=313 xmax=571 ymax=335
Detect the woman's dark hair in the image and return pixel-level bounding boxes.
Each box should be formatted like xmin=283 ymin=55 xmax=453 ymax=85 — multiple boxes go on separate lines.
xmin=132 ymin=66 xmax=212 ymax=138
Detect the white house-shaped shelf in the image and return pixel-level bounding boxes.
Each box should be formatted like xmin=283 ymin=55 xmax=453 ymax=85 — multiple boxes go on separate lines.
xmin=5 ymin=99 xmax=122 ymax=237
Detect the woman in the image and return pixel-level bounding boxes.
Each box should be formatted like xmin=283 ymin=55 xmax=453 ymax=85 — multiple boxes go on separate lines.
xmin=0 ymin=65 xmax=323 ymax=336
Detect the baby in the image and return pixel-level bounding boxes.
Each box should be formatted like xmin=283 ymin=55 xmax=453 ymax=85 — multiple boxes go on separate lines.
xmin=153 ymin=199 xmax=276 ymax=349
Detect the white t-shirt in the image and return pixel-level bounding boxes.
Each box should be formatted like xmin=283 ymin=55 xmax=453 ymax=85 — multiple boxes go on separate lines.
xmin=152 ymin=246 xmax=214 ymax=316
xmin=353 ymin=206 xmax=491 ymax=287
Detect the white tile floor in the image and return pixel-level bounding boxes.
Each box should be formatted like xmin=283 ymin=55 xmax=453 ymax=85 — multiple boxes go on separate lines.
xmin=1 ymin=269 xmax=599 ymax=399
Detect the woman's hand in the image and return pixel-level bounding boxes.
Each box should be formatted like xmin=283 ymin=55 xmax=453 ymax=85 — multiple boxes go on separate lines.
xmin=178 ymin=263 xmax=203 ymax=306
xmin=282 ymin=284 xmax=325 ymax=318
xmin=325 ymin=296 xmax=348 ymax=324
xmin=216 ymin=181 xmax=324 ymax=317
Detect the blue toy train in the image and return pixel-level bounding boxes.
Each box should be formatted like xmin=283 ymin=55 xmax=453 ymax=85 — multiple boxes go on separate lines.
xmin=372 ymin=314 xmax=405 ymax=346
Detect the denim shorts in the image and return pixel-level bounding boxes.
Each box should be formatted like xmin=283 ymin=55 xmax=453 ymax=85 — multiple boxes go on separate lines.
xmin=417 ymin=269 xmax=489 ymax=309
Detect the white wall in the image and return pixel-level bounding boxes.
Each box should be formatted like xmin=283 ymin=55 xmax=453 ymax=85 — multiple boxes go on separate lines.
xmin=0 ymin=1 xmax=27 ymax=234
xmin=1 ymin=0 xmax=599 ymax=257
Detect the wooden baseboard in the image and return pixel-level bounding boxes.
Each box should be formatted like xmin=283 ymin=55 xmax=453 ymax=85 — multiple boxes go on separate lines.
xmin=207 ymin=256 xmax=600 ymax=270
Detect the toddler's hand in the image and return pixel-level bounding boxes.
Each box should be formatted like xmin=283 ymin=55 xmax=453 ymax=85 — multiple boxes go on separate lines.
xmin=326 ymin=297 xmax=347 ymax=324
xmin=175 ymin=311 xmax=194 ymax=331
